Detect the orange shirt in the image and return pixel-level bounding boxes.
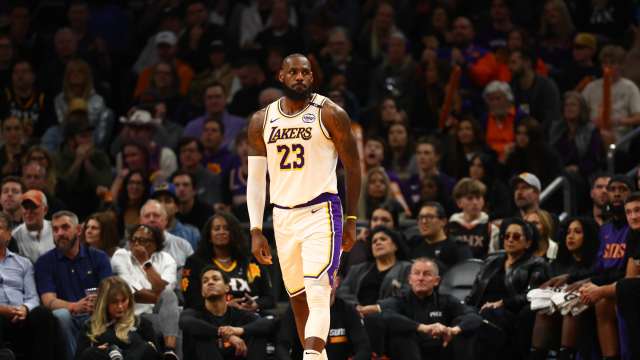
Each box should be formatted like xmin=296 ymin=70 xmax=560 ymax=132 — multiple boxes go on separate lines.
xmin=486 ymin=106 xmax=516 ymax=161
xmin=134 ymin=59 xmax=195 ymax=99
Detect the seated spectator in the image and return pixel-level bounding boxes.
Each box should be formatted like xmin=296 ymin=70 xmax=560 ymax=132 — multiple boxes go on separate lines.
xmin=504 ymin=116 xmax=562 ymax=187
xmin=359 ymin=258 xmax=483 ymax=360
xmin=151 ymin=182 xmax=200 ymax=251
xmin=134 ymin=31 xmax=194 ymax=99
xmin=35 ymin=211 xmax=113 ymax=360
xmin=183 ymin=82 xmax=246 ymax=148
xmin=113 ymin=170 xmax=151 ymax=237
xmin=405 ymin=137 xmax=456 ymax=215
xmin=23 ymin=145 xmax=59 ymax=198
xmin=411 ymin=58 xmax=446 ymax=135
xmin=496 ymin=27 xmax=549 ymax=82
xmin=150 ymin=100 xmax=183 ymax=151
xmin=52 ymin=58 xmax=111 ymax=149
xmin=177 ymin=137 xmax=223 ymax=206
xmin=509 ymin=49 xmax=562 ymax=137
xmin=110 ymin=224 xmax=180 ymax=359
xmin=201 ymin=118 xmax=236 ymax=183
xmin=139 ymin=200 xmax=193 ymax=276
xmin=75 ymin=276 xmax=161 ymax=360
xmin=476 ymin=0 xmax=515 ymax=51
xmin=529 ymin=217 xmax=599 ymax=360
xmin=364 ymin=96 xmax=406 ymax=139
xmin=137 ymin=61 xmax=186 ymax=120
xmin=56 ymin=112 xmax=112 ymax=220
xmin=113 ymin=110 xmax=178 ymax=182
xmin=179 ymin=267 xmax=274 ymax=360
xmin=510 ymin=173 xmax=543 ymax=218
xmin=409 ymin=202 xmax=472 ymax=272
xmin=0 ymin=212 xmax=62 ymax=360
xmin=0 ymin=176 xmax=25 ymax=230
xmin=524 ymin=209 xmax=558 ymax=261
xmin=585 ymin=173 xmax=611 ymax=227
xmin=346 ymin=204 xmax=400 ymax=274
xmin=357 ymin=167 xmax=404 ymax=221
xmin=277 ymin=275 xmax=371 ymax=360
xmin=229 ymin=130 xmax=249 ymax=221
xmin=535 ymin=0 xmax=574 ymax=79
xmin=22 ymin=161 xmax=67 ymax=217
xmin=189 ymin=41 xmax=235 ymax=104
xmin=556 ymin=33 xmax=599 ymax=92
xmin=176 ymin=1 xmax=225 ymax=72
xmin=582 ymin=45 xmax=640 ymax=144
xmin=12 ymin=190 xmax=54 ymax=263
xmin=82 ymin=212 xmax=120 ymax=257
xmin=386 ymin=121 xmax=415 ymax=183
xmin=468 ymin=153 xmax=511 ymax=219
xmin=0 ymin=116 xmax=26 ymax=177
xmin=482 ymin=80 xmax=521 ymax=162
xmin=254 ymin=0 xmax=304 ymax=55
xmin=550 ymin=91 xmax=605 ymax=178
xmin=466 ymin=217 xmax=549 ymax=359
xmin=227 ymin=60 xmax=268 ymax=118
xmin=0 ymin=59 xmax=55 ymax=139
xmin=337 ymin=226 xmax=411 ymax=307
xmin=448 ymin=178 xmax=500 ymax=259
xmin=172 ymin=171 xmax=214 ymax=231
xmin=356 ymin=2 xmax=398 ymax=64
xmin=182 ymin=212 xmax=273 ymax=312
xmin=441 ymin=116 xmax=493 ymax=180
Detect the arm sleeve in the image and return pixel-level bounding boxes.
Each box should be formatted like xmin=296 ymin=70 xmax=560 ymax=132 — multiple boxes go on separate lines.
xmin=34 ymin=257 xmax=56 ymax=296
xmin=179 ymin=308 xmax=221 ymax=340
xmin=247 ymin=156 xmax=267 ymax=230
xmin=159 ymin=254 xmax=178 ymax=290
xmin=382 ymin=312 xmax=420 ymax=333
xmin=242 ymin=317 xmax=276 ymax=337
xmin=22 ymin=260 xmax=40 ymax=310
xmin=343 ymin=303 xmax=372 ymax=360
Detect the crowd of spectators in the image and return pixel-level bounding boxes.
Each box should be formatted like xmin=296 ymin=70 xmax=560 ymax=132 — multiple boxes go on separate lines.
xmin=0 ymin=0 xmax=639 ymax=359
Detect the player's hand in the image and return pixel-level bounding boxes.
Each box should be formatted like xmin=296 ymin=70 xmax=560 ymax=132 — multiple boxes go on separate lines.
xmin=579 ymin=282 xmax=602 ymax=304
xmin=540 ymin=274 xmax=569 ymax=289
xmin=251 ymin=229 xmax=272 ymax=265
xmin=228 ymin=335 xmax=247 ymax=357
xmin=342 ymin=218 xmax=356 ymax=252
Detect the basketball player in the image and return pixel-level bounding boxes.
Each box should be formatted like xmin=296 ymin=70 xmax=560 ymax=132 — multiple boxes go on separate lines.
xmin=247 ymin=54 xmax=361 ymax=360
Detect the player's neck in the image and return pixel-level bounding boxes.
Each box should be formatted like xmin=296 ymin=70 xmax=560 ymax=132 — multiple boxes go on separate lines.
xmin=280 ymin=95 xmax=311 ymax=115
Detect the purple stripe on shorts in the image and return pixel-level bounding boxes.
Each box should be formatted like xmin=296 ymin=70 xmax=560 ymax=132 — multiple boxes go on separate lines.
xmin=326 ymin=195 xmax=343 ymax=287
xmin=272 ymin=192 xmax=340 ymax=209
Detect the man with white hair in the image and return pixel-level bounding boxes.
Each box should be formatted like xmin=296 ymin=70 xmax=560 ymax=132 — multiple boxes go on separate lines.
xmin=140 ymin=199 xmax=193 ymax=274
xmin=482 ymin=80 xmax=523 ymax=162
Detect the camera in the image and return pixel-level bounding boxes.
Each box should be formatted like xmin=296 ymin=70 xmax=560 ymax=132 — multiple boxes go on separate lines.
xmin=107 ymin=344 xmax=123 ymax=360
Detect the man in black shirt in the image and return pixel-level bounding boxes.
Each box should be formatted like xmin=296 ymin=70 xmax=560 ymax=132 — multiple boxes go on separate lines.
xmin=179 ymin=266 xmax=274 ymax=360
xmin=172 ymin=170 xmax=213 ymax=231
xmin=359 ymin=258 xmax=482 ymax=359
xmin=410 ymin=202 xmax=472 ymax=273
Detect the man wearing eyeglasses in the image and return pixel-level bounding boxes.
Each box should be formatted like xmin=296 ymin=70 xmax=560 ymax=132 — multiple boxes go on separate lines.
xmin=409 ymin=202 xmax=472 ymax=274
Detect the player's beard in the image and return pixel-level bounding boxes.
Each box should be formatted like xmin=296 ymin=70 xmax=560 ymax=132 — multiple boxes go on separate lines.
xmin=283 ymin=84 xmax=311 ymax=101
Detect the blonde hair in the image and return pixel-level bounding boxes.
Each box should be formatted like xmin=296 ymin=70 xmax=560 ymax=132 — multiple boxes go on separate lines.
xmin=88 ymin=276 xmax=136 ymax=344
xmin=539 ymin=0 xmax=575 ymax=43
xmin=63 ymin=59 xmax=94 ymax=102
xmin=525 ymin=209 xmax=555 ymax=241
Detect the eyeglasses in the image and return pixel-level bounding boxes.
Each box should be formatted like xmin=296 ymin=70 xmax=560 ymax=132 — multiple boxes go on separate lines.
xmin=418 ymin=214 xmax=439 ymax=222
xmin=504 ymin=232 xmax=523 ymax=241
xmin=130 ymin=236 xmax=153 ymax=245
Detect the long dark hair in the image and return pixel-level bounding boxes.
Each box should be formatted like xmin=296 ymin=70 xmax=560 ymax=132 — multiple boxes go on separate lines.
xmin=195 ymin=211 xmax=249 ymax=263
xmin=366 ymin=225 xmax=408 ymax=261
xmin=116 ymin=170 xmax=151 ymax=209
xmin=499 ymin=217 xmax=540 ymax=257
xmin=555 ymin=217 xmax=599 ymax=267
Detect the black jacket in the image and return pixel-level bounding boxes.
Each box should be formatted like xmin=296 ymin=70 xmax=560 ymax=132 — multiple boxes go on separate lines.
xmin=380 ymin=290 xmax=482 ymax=347
xmin=336 ymin=260 xmax=412 ymax=306
xmin=466 ymin=253 xmax=550 ymax=312
xmin=75 ymin=316 xmax=158 ymax=360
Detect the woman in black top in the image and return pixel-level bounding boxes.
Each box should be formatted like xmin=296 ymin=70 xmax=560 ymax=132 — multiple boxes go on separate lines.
xmin=76 ymin=276 xmax=160 ymax=360
xmin=182 ymin=211 xmax=274 ymax=312
xmin=529 ymin=217 xmax=599 ymax=360
xmin=467 ymin=217 xmax=550 ymax=359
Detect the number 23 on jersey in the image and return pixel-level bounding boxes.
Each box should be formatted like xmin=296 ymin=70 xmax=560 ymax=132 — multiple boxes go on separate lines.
xmin=277 ymin=143 xmax=305 ymax=170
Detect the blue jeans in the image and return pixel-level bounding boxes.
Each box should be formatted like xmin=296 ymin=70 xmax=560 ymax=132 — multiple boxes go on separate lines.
xmin=53 ymin=309 xmax=89 ymax=360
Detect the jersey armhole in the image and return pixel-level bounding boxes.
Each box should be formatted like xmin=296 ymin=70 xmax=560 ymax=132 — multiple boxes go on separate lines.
xmin=261 ymin=104 xmax=270 ymax=138
xmin=318 ymin=97 xmax=331 ymax=140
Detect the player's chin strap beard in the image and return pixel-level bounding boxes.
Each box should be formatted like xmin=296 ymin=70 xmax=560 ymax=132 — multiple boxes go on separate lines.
xmin=283 ymin=85 xmax=311 ymax=102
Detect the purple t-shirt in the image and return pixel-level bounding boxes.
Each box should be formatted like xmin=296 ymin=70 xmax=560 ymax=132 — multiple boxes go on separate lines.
xmin=183 ymin=111 xmax=247 ymax=148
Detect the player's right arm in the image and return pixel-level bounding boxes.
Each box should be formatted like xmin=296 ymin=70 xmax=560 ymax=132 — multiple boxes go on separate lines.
xmin=247 ymin=109 xmax=272 ymax=265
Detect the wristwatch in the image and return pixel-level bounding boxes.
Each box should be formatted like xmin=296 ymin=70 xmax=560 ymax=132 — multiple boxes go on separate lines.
xmin=143 ymin=261 xmax=153 ymax=270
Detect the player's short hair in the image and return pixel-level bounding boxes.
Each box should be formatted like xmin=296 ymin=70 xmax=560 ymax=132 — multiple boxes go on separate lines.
xmin=453 ymin=178 xmax=487 ymax=200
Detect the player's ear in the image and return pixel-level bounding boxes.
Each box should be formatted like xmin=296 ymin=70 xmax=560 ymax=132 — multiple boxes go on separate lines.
xmin=278 ymin=69 xmax=285 ymax=83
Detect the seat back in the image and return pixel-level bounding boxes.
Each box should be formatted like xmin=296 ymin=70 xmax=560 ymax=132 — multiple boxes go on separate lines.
xmin=438 ymin=258 xmax=484 ymax=301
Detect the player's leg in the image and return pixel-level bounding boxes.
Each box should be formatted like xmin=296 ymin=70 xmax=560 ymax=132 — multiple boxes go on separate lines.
xmin=594 ymin=298 xmax=619 ymax=358
xmin=299 ymin=198 xmax=343 ymax=359
xmin=290 ymin=291 xmax=309 ymax=346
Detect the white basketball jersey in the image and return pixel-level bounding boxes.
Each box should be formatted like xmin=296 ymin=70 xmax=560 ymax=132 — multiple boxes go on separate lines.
xmin=263 ymin=94 xmax=338 ymax=207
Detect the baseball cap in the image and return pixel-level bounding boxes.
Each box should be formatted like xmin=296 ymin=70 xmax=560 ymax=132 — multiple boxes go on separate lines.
xmin=150 ymin=181 xmax=177 ymax=200
xmin=119 ymin=109 xmax=161 ymax=127
xmin=209 ymin=39 xmax=225 ymax=52
xmin=574 ymin=33 xmax=596 ymax=50
xmin=511 ymin=173 xmax=542 ymax=192
xmin=608 ymin=174 xmax=635 ymax=191
xmin=155 ymin=31 xmax=177 ymax=46
xmin=21 ymin=189 xmax=47 ymax=208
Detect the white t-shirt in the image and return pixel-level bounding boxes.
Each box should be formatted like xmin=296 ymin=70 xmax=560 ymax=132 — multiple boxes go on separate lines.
xmin=12 ymin=221 xmax=55 ymax=263
xmin=582 ymin=77 xmax=640 ymax=139
xmin=111 ymin=248 xmax=177 ymax=315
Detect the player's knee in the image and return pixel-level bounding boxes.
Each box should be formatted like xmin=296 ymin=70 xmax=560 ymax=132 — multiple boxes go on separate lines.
xmin=303 ymin=276 xmax=331 ymax=310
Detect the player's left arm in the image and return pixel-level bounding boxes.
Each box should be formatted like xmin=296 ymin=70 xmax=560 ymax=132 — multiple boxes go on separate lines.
xmin=322 ymin=100 xmax=362 ymax=251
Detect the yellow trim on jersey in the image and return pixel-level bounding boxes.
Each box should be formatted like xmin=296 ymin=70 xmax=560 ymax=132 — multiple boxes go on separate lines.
xmin=304 ymin=201 xmax=335 ymax=278
xmin=213 ymin=259 xmax=238 ymax=272
xmin=277 ymin=94 xmax=318 ymax=118
xmin=286 ymin=285 xmax=306 ymax=297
